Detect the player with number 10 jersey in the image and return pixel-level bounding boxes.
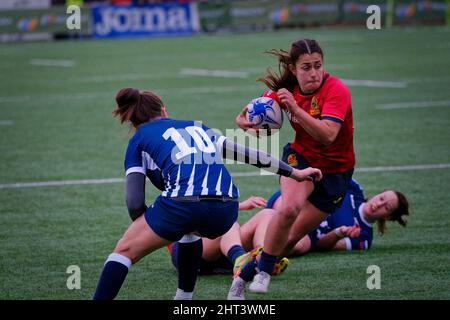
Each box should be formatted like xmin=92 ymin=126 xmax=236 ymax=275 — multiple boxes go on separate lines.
xmin=125 ymin=119 xmax=238 ymax=199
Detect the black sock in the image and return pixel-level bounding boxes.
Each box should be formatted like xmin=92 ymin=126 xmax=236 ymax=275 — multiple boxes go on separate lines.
xmin=227 ymin=245 xmax=246 ymax=265
xmin=93 ymin=253 xmax=131 ymax=300
xmin=259 ymin=250 xmax=277 ymax=275
xmin=177 ymin=239 xmax=203 ymax=292
xmin=239 ymin=259 xmax=258 ymax=282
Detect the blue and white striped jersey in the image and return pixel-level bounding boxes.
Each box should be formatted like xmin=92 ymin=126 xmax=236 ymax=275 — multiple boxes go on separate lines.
xmin=124 ymin=118 xmax=239 ymax=198
xmin=308 ymin=179 xmax=373 ymax=251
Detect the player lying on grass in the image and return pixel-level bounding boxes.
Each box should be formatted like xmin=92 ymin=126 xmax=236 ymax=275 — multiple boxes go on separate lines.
xmin=227 ymin=179 xmax=410 ymax=299
xmin=242 ymin=179 xmax=410 ymax=256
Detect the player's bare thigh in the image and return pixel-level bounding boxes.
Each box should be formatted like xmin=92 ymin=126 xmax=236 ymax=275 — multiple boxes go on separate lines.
xmin=114 ymin=215 xmax=172 ymax=263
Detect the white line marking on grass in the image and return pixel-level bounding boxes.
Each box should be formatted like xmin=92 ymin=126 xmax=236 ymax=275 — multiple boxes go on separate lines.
xmin=76 ymin=74 xmax=151 ymax=83
xmin=356 ymin=163 xmax=450 ymax=172
xmin=376 ymin=100 xmax=450 ymax=110
xmin=402 ymin=76 xmax=450 ymax=83
xmin=180 ymin=68 xmax=249 ymax=79
xmin=0 ymin=92 xmax=111 ymax=104
xmin=0 ymin=120 xmax=14 ymax=126
xmin=30 ymin=59 xmax=76 ymax=67
xmin=177 ymin=85 xmax=258 ymax=95
xmin=0 ymin=178 xmax=124 ymax=189
xmin=0 ymin=86 xmax=259 ymax=105
xmin=342 ymin=79 xmax=407 ymax=88
xmin=1 ymin=164 xmax=449 ymax=189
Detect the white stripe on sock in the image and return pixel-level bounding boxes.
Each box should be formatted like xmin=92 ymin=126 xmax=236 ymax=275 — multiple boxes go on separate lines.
xmin=106 ymin=253 xmax=132 ymax=270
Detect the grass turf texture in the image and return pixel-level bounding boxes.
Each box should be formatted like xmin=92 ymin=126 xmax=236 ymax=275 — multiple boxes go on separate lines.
xmin=0 ymin=26 xmax=449 ymax=299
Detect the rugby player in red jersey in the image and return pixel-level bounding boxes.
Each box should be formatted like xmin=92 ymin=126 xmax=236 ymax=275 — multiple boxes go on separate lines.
xmin=229 ymin=39 xmax=356 ymax=299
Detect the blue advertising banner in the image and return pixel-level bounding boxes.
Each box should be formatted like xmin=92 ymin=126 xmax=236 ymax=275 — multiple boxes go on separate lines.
xmin=92 ymin=3 xmax=199 ymax=39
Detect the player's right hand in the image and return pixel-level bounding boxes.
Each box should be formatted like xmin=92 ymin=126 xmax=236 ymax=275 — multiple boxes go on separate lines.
xmin=236 ymin=104 xmax=257 ymax=130
xmin=239 ymin=196 xmax=267 ymax=211
xmin=290 ymin=167 xmax=322 ymax=182
xmin=339 ymin=225 xmax=361 ymax=238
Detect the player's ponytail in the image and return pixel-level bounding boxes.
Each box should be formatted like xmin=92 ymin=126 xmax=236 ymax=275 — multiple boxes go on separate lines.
xmin=258 ymin=39 xmax=323 ymax=92
xmin=390 ymin=191 xmax=410 ymax=227
xmin=113 ymin=88 xmax=165 ymax=127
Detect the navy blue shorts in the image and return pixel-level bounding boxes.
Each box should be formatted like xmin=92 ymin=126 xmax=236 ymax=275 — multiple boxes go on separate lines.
xmin=144 ymin=195 xmax=239 ymax=242
xmin=281 ymin=143 xmax=353 ymax=213
xmin=170 ymin=242 xmax=233 ymax=275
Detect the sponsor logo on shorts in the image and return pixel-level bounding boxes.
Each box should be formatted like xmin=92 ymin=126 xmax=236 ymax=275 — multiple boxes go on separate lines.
xmin=333 ymin=196 xmax=343 ymax=204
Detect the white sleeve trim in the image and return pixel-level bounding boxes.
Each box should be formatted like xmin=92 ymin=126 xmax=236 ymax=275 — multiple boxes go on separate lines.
xmin=358 ymin=203 xmax=373 ymax=228
xmin=125 ymin=166 xmax=146 ymax=176
xmin=343 ymin=237 xmax=352 ymax=251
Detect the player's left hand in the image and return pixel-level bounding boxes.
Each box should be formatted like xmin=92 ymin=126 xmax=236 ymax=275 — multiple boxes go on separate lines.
xmin=239 ymin=196 xmax=267 ymax=211
xmin=277 ymin=88 xmax=297 ymax=114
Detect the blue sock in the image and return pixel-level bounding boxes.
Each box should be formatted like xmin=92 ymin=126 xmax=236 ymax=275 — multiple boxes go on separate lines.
xmin=227 ymin=245 xmax=246 ymax=265
xmin=177 ymin=239 xmax=203 ymax=292
xmin=93 ymin=253 xmax=131 ymax=300
xmin=259 ymin=250 xmax=278 ymax=275
xmin=239 ymin=259 xmax=258 ymax=282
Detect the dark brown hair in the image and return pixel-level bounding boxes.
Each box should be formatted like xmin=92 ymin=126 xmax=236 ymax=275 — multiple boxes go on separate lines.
xmin=113 ymin=87 xmax=164 ymax=127
xmin=258 ymin=39 xmax=324 ymax=92
xmin=377 ymin=191 xmax=410 ymax=235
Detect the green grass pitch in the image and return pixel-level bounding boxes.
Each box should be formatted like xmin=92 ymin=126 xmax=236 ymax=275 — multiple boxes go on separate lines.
xmin=0 ymin=26 xmax=449 ymax=300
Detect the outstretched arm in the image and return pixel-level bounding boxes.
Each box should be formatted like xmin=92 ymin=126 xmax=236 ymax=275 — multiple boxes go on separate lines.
xmin=238 ymin=196 xmax=267 ymax=211
xmin=218 ymin=137 xmax=322 ymax=182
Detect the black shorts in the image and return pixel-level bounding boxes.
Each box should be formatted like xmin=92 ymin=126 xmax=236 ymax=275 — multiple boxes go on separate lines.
xmin=145 ymin=195 xmax=238 ymax=242
xmin=281 ymin=143 xmax=354 ymax=213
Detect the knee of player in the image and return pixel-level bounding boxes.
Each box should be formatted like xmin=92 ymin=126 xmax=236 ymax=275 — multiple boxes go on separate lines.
xmin=114 ymin=238 xmax=137 ymax=263
xmin=279 ymin=204 xmax=302 ymax=222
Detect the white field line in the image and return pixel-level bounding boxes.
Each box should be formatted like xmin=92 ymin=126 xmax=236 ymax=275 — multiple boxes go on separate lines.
xmin=0 ymin=178 xmax=124 ymax=189
xmin=30 ymin=59 xmax=76 ymax=67
xmin=342 ymin=79 xmax=407 ymax=88
xmin=402 ymin=76 xmax=450 ymax=83
xmin=0 ymin=86 xmax=261 ymax=104
xmin=0 ymin=92 xmax=111 ymax=104
xmin=376 ymin=100 xmax=450 ymax=110
xmin=1 ymin=163 xmax=449 ymax=190
xmin=0 ymin=120 xmax=14 ymax=125
xmin=74 ymin=72 xmax=179 ymax=83
xmin=73 ymin=66 xmax=266 ymax=84
xmin=179 ymin=68 xmax=249 ymax=79
xmin=0 ymin=77 xmax=409 ymax=105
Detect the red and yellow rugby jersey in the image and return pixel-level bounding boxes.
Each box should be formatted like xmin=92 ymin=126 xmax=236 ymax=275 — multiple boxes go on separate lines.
xmin=263 ymin=73 xmax=355 ymax=174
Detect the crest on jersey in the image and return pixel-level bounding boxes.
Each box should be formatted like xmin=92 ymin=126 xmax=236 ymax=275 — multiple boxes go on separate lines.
xmin=309 ymin=96 xmax=321 ymax=116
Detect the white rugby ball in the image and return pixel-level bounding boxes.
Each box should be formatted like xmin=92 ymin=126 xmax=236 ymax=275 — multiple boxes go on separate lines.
xmin=246 ymin=97 xmax=283 ymax=130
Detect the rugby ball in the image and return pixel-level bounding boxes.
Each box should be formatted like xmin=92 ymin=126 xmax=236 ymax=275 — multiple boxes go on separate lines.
xmin=246 ymin=97 xmax=283 ymax=130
